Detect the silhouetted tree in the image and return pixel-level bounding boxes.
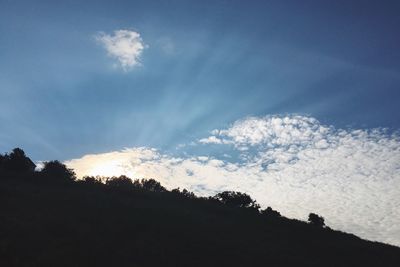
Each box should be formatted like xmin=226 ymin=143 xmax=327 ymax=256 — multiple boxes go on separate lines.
xmin=181 ymin=188 xmax=196 ymax=198
xmin=106 ymin=175 xmax=132 ymax=188
xmin=171 ymin=187 xmax=181 ymax=194
xmin=171 ymin=188 xmax=195 ymax=198
xmin=308 ymin=213 xmax=325 ymax=227
xmin=132 ymin=178 xmax=142 ymax=189
xmin=261 ymin=207 xmax=281 ymax=217
xmin=1 ymin=148 xmax=36 ymax=172
xmin=140 ymin=178 xmax=167 ymax=192
xmin=41 ymin=160 xmax=76 ymax=182
xmin=82 ymin=176 xmax=103 ymax=185
xmin=213 ymin=191 xmax=259 ymax=209
xmin=0 ymin=153 xmax=5 ymax=170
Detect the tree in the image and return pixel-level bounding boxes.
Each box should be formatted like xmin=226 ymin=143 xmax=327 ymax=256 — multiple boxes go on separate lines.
xmin=1 ymin=148 xmax=36 ymax=172
xmin=106 ymin=175 xmax=132 ymax=188
xmin=308 ymin=213 xmax=325 ymax=228
xmin=213 ymin=191 xmax=259 ymax=209
xmin=171 ymin=187 xmax=181 ymax=194
xmin=171 ymin=188 xmax=195 ymax=198
xmin=82 ymin=176 xmax=103 ymax=185
xmin=140 ymin=178 xmax=166 ymax=192
xmin=180 ymin=189 xmax=195 ymax=198
xmin=261 ymin=207 xmax=281 ymax=217
xmin=0 ymin=153 xmax=6 ymax=170
xmin=41 ymin=160 xmax=76 ymax=182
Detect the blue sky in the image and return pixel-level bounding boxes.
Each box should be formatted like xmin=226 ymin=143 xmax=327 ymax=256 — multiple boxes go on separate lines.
xmin=1 ymin=0 xmax=400 ymax=246
xmin=1 ymin=0 xmax=400 ymax=160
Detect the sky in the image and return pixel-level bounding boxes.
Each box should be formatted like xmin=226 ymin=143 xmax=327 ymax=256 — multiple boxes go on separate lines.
xmin=1 ymin=0 xmax=400 ymax=245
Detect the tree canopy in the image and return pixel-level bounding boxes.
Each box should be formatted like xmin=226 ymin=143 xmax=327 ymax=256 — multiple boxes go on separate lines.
xmin=308 ymin=213 xmax=325 ymax=228
xmin=41 ymin=160 xmax=76 ymax=182
xmin=213 ymin=191 xmax=259 ymax=209
xmin=0 ymin=148 xmax=36 ymax=172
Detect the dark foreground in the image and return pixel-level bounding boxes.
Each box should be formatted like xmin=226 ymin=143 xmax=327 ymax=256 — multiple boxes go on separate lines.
xmin=1 ymin=173 xmax=400 ymax=267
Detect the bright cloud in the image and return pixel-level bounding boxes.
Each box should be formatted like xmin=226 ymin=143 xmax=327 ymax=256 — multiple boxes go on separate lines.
xmin=65 ymin=115 xmax=400 ymax=246
xmin=96 ymin=29 xmax=146 ymax=70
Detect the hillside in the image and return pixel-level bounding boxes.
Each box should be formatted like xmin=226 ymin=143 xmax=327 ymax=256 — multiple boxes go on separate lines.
xmin=1 ymin=149 xmax=400 ymax=266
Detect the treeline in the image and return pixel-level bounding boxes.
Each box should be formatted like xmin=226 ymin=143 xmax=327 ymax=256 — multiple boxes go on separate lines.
xmin=0 ymin=147 xmax=326 ymax=226
xmin=2 ymin=147 xmax=400 ymax=267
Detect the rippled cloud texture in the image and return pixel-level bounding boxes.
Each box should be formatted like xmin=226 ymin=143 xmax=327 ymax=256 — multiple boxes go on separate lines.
xmin=66 ymin=115 xmax=400 ymax=246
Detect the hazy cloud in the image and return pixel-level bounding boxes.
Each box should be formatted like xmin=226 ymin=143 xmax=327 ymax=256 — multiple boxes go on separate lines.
xmin=96 ymin=29 xmax=146 ymax=70
xmin=66 ymin=115 xmax=400 ymax=246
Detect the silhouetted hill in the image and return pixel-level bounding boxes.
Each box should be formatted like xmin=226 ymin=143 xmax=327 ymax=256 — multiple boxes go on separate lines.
xmin=1 ymin=149 xmax=399 ymax=266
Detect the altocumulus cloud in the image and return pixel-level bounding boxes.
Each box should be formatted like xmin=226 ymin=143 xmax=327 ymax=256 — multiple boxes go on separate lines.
xmin=66 ymin=115 xmax=400 ymax=246
xmin=96 ymin=29 xmax=146 ymax=70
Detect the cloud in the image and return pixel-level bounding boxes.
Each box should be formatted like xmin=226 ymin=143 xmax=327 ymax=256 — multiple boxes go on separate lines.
xmin=65 ymin=115 xmax=400 ymax=246
xmin=202 ymin=115 xmax=331 ymax=149
xmin=198 ymin=136 xmax=224 ymax=144
xmin=96 ymin=30 xmax=146 ymax=70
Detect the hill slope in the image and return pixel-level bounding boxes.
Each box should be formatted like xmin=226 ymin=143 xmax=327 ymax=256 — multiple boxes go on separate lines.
xmin=1 ymin=173 xmax=400 ymax=267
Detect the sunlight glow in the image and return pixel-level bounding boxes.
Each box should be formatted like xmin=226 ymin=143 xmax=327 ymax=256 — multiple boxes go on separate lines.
xmin=87 ymin=160 xmax=132 ymax=177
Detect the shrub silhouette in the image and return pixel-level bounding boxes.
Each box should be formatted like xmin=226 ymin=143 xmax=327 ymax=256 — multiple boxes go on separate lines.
xmin=104 ymin=177 xmax=166 ymax=192
xmin=82 ymin=176 xmax=103 ymax=185
xmin=171 ymin=188 xmax=195 ymax=198
xmin=213 ymin=191 xmax=259 ymax=209
xmin=308 ymin=213 xmax=325 ymax=227
xmin=105 ymin=175 xmax=133 ymax=188
xmin=41 ymin=160 xmax=76 ymax=182
xmin=171 ymin=187 xmax=181 ymax=194
xmin=139 ymin=178 xmax=167 ymax=192
xmin=261 ymin=206 xmax=281 ymax=217
xmin=180 ymin=188 xmax=195 ymax=198
xmin=0 ymin=148 xmax=36 ymax=172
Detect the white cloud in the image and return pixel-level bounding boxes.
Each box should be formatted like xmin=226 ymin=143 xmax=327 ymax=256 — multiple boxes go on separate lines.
xmin=65 ymin=115 xmax=400 ymax=246
xmin=96 ymin=30 xmax=146 ymax=70
xmin=198 ymin=136 xmax=223 ymax=144
xmin=206 ymin=115 xmax=331 ymax=148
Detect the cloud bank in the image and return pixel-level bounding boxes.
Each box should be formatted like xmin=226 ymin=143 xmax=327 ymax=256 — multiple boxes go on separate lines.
xmin=96 ymin=30 xmax=146 ymax=70
xmin=66 ymin=115 xmax=400 ymax=246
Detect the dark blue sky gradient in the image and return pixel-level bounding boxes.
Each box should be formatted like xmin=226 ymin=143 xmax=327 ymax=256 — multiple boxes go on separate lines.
xmin=1 ymin=0 xmax=399 ymax=160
